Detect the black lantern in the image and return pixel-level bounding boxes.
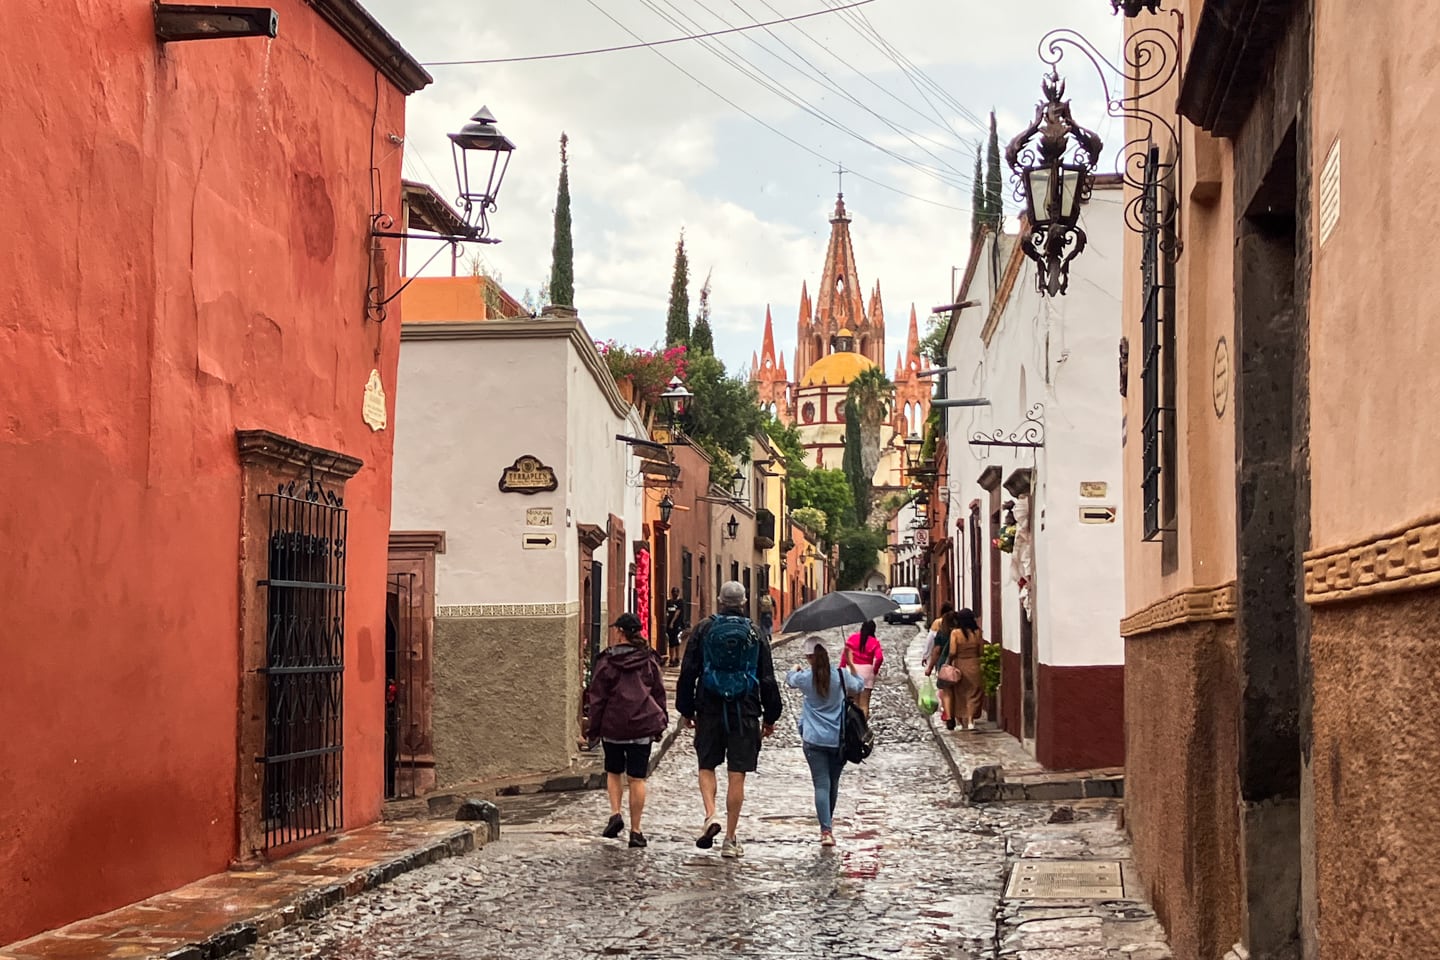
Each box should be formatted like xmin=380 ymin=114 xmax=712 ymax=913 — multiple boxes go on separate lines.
xmin=450 ymin=106 xmax=516 ymax=243
xmin=730 ymin=467 xmax=747 ymax=501
xmin=659 ymin=376 xmax=693 ymax=430
xmin=658 ymin=493 xmax=674 ymax=525
xmin=725 ymin=514 xmax=740 ymax=540
xmin=903 ymin=433 xmax=924 ymax=471
xmin=1111 ymin=0 xmax=1161 ymax=14
xmin=1006 ymin=72 xmax=1104 ymax=296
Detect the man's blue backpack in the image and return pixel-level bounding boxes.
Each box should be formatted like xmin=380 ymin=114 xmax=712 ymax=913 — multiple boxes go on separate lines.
xmin=700 ymin=614 xmax=761 ymax=701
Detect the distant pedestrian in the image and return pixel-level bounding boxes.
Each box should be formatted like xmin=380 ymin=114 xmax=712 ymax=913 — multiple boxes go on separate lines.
xmin=677 ymin=580 xmax=783 ymax=859
xmin=844 ymin=619 xmax=884 ymax=717
xmin=923 ymin=604 xmax=955 ymax=725
xmin=786 ymin=636 xmax=866 ymax=846
xmin=945 ymin=608 xmax=986 ymax=731
xmin=758 ymin=591 xmax=775 ymax=640
xmin=583 ymin=612 xmax=668 ymax=848
xmin=664 ymin=587 xmax=686 ymax=667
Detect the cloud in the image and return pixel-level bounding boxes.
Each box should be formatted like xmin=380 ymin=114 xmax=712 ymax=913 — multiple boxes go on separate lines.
xmin=365 ymin=0 xmax=1119 ymax=374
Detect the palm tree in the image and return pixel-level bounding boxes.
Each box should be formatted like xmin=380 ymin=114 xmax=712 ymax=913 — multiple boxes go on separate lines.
xmin=846 ymin=366 xmax=893 ymax=521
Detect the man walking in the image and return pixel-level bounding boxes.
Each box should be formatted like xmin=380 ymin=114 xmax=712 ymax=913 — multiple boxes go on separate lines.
xmin=664 ymin=587 xmax=686 ymax=667
xmin=677 ymin=580 xmax=782 ymax=859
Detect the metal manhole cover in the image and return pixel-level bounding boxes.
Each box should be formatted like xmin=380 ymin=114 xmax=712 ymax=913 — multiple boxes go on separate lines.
xmin=1005 ymin=860 xmax=1124 ymax=899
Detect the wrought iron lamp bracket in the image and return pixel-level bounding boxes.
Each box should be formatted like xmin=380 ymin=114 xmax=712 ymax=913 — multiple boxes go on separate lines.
xmin=365 ymin=212 xmax=492 ymax=322
xmin=969 ymin=403 xmax=1046 ymax=450
xmin=1037 ymin=19 xmax=1185 ymax=258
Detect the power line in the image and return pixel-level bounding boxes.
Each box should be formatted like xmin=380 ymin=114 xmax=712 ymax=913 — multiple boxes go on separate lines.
xmin=581 ymin=0 xmax=966 ymax=211
xmin=636 ymin=0 xmax=972 ymax=191
xmin=420 ymin=0 xmax=878 ymax=66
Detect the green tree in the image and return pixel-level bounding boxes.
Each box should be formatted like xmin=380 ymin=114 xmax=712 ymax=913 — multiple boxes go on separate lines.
xmin=838 ymin=524 xmax=888 ymax=590
xmin=763 ymin=416 xmax=808 ymax=476
xmin=985 ymin=110 xmax=1003 ymax=229
xmin=971 ymin=143 xmax=985 ymax=238
xmin=842 ymin=397 xmax=868 ymax=524
xmin=548 ymin=133 xmax=574 ymax=307
xmin=679 ymin=352 xmax=764 ymax=483
xmin=690 ymin=269 xmax=714 ymax=355
xmin=665 ymin=231 xmax=690 ymax=347
xmin=788 ymin=468 xmax=853 ymax=547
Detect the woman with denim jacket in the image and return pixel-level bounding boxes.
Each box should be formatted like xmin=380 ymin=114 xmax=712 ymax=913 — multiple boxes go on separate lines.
xmin=785 ymin=636 xmax=866 ymax=846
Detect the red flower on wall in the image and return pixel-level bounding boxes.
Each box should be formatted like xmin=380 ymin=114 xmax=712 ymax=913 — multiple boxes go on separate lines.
xmin=634 ymin=548 xmax=651 ymax=640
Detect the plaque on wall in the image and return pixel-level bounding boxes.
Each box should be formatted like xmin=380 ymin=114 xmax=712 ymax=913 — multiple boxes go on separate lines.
xmin=526 ymin=507 xmax=554 ymax=527
xmin=499 ymin=455 xmax=558 ymax=495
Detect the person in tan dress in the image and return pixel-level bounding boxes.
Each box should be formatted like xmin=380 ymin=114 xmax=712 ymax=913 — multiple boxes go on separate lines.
xmin=946 ymin=608 xmax=986 ymax=731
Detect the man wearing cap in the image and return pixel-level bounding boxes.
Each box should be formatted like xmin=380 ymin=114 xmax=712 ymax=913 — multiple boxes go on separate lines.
xmin=676 ymin=580 xmax=783 ymax=859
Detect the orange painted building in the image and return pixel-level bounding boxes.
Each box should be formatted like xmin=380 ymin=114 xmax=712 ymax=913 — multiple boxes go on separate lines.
xmin=0 ymin=1 xmax=426 ymax=944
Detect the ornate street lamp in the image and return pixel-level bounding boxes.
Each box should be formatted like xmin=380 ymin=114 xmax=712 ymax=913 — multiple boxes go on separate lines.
xmin=903 ymin=433 xmax=924 ymax=473
xmin=725 ymin=514 xmax=740 ymax=540
xmin=658 ymin=493 xmax=674 ymax=525
xmin=1111 ymin=0 xmax=1161 ymax=15
xmin=449 ymin=106 xmax=516 ymax=243
xmin=659 ymin=376 xmax=693 ymax=432
xmin=1006 ymin=71 xmax=1104 ymax=296
xmin=730 ymin=467 xmax=747 ymax=502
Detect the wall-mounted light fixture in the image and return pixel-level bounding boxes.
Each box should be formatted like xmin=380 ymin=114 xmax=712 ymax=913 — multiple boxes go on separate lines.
xmin=367 ymin=107 xmax=516 ymax=320
xmin=730 ymin=468 xmax=747 ymax=502
xmin=1006 ymin=71 xmax=1104 ymax=296
xmin=724 ymin=514 xmax=740 ymax=540
xmin=659 ymin=376 xmax=693 ymax=435
xmin=1111 ymin=0 xmax=1161 ymax=15
xmin=658 ymin=493 xmax=675 ymax=525
xmin=155 ymin=4 xmax=278 ymax=43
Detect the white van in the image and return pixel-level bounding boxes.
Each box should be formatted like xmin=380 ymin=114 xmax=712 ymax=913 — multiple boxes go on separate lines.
xmin=884 ymin=587 xmax=924 ymax=624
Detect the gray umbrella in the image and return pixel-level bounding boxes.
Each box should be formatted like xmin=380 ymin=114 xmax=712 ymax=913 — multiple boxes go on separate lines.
xmin=780 ymin=590 xmax=899 ymax=635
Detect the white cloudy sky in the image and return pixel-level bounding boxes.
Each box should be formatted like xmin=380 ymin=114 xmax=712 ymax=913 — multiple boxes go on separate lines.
xmin=365 ymin=0 xmax=1121 ymax=375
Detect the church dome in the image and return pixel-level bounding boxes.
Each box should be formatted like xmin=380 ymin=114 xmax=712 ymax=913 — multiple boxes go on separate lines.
xmin=800 ymin=350 xmax=875 ymax=387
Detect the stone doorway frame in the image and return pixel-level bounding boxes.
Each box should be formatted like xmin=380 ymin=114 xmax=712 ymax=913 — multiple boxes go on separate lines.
xmin=386 ymin=531 xmax=443 ymax=798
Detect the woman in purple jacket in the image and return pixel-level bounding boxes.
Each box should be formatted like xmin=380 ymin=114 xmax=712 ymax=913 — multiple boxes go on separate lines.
xmin=584 ymin=612 xmax=669 ymax=848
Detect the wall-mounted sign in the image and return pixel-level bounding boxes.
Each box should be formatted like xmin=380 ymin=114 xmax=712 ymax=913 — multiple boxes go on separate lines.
xmin=1080 ymin=481 xmax=1108 ymax=499
xmin=522 ymin=533 xmax=558 ymax=550
xmin=526 ymin=507 xmax=554 ymax=527
xmin=1079 ymin=506 xmax=1117 ymax=524
xmin=362 ymin=369 xmax=387 ymax=432
xmin=499 ymin=455 xmax=558 ymax=495
xmin=915 ymin=529 xmax=930 ymax=548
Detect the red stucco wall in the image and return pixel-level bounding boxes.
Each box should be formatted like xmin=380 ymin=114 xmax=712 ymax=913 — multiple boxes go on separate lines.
xmin=0 ymin=1 xmax=408 ymax=943
xmin=1035 ymin=663 xmax=1124 ymax=771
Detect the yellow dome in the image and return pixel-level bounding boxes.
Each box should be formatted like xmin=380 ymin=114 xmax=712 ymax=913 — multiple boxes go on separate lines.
xmin=800 ymin=350 xmax=875 ymax=387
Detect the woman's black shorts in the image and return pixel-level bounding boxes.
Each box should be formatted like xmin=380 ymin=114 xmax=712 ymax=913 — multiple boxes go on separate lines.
xmin=602 ymin=740 xmax=653 ymax=779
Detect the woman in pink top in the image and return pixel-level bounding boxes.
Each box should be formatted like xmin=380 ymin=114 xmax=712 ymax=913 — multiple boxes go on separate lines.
xmin=843 ymin=619 xmax=884 ymax=717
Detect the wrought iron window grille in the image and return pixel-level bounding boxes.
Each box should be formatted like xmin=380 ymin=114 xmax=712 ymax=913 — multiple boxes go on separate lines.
xmin=1140 ymin=146 xmax=1177 ymax=541
xmin=256 ymin=471 xmax=347 ymax=848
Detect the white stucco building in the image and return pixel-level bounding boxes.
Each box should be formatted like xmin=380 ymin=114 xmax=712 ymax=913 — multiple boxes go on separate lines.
xmin=940 ymin=177 xmax=1126 ymax=771
xmin=389 ymin=312 xmax=649 ymax=787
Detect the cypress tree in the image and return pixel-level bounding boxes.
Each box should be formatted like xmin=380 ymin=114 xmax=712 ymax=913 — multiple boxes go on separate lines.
xmin=691 ymin=269 xmax=714 ymax=355
xmin=984 ymin=111 xmax=1003 ymax=229
xmin=548 ymin=133 xmax=574 ymax=307
xmin=971 ymin=144 xmax=985 ymax=238
xmin=665 ymin=231 xmax=690 ymax=347
xmin=842 ymin=396 xmax=869 ymax=524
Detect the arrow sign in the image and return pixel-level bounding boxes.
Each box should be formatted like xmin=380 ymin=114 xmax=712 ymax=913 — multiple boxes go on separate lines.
xmin=522 ymin=533 xmax=557 ymax=550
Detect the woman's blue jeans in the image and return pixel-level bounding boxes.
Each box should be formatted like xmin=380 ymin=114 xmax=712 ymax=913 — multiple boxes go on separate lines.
xmin=803 ymin=743 xmax=846 ymax=831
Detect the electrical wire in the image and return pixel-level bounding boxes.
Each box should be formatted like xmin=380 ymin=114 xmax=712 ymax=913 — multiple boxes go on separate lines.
xmin=581 ymin=0 xmax=966 ymax=211
xmin=635 ymin=0 xmax=972 ymax=191
xmin=420 ymin=0 xmax=878 ymax=66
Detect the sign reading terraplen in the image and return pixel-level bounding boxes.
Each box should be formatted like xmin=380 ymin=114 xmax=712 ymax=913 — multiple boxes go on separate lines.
xmin=499 ymin=455 xmax=558 ymax=495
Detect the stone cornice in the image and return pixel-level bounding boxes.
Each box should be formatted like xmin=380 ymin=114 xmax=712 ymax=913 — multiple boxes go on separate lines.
xmin=306 ymin=0 xmax=431 ymax=95
xmin=401 ymin=319 xmax=633 ymax=420
xmin=1176 ymin=0 xmax=1299 ymax=137
xmin=389 ymin=530 xmax=446 ymax=554
xmin=235 ymin=430 xmax=362 ymax=480
xmin=981 ymin=227 xmax=1028 ymax=347
xmin=1305 ymin=513 xmax=1440 ymax=605
xmin=1120 ymin=582 xmax=1238 ymax=638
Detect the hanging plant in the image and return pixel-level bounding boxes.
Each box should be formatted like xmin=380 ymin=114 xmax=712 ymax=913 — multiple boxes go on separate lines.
xmin=993 ymin=524 xmax=1017 ymax=553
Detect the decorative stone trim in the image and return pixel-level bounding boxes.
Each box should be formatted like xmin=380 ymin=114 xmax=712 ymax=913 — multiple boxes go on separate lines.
xmin=1120 ymin=582 xmax=1237 ymax=638
xmin=436 ymin=602 xmax=579 ymax=619
xmin=389 ymin=531 xmax=446 ymax=554
xmin=236 ymin=429 xmax=362 ymax=480
xmin=1304 ymin=513 xmax=1440 ymax=605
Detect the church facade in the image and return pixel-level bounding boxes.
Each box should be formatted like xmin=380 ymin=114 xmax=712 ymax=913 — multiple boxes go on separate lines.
xmin=751 ymin=194 xmax=931 ymax=476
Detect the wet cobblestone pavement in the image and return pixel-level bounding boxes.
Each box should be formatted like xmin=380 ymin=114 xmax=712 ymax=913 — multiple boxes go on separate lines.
xmin=239 ymin=627 xmax=1088 ymax=960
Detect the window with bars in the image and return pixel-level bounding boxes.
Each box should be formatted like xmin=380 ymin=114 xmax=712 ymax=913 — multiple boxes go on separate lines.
xmin=1140 ymin=145 xmax=1176 ymax=542
xmin=258 ymin=476 xmax=347 ymax=848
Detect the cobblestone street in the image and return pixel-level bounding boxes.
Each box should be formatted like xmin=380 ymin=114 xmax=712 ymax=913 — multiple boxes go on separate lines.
xmin=237 ymin=627 xmax=1105 ymax=960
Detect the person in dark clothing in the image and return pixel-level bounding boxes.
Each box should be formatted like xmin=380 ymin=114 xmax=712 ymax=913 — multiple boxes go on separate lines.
xmin=664 ymin=587 xmax=686 ymax=666
xmin=583 ymin=612 xmax=668 ymax=848
xmin=676 ymin=580 xmax=783 ymax=859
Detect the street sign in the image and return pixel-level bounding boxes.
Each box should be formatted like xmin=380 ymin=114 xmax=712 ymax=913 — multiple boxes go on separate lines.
xmin=915 ymin=529 xmax=930 ymax=548
xmin=522 ymin=533 xmax=557 ymax=550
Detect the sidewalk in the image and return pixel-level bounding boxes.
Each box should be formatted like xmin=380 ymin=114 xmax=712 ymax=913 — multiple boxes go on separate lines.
xmin=0 ymin=820 xmax=490 ymax=960
xmin=902 ymin=634 xmax=1124 ymax=802
xmin=900 ymin=632 xmax=1170 ymax=959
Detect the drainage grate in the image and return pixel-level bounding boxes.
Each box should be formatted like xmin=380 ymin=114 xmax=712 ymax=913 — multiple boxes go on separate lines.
xmin=1005 ymin=860 xmax=1124 ymax=899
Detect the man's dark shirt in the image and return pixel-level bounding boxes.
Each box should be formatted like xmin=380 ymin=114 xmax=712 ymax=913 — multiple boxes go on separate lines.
xmin=676 ymin=612 xmax=783 ymax=724
xmin=665 ymin=599 xmax=684 ymax=633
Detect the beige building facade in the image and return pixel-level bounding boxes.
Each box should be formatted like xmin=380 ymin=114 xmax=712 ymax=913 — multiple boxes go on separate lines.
xmin=1112 ymin=2 xmax=1440 ymax=958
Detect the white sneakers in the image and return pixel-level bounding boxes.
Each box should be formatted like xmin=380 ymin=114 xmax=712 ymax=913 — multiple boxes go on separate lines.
xmin=720 ymin=837 xmax=744 ymax=859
